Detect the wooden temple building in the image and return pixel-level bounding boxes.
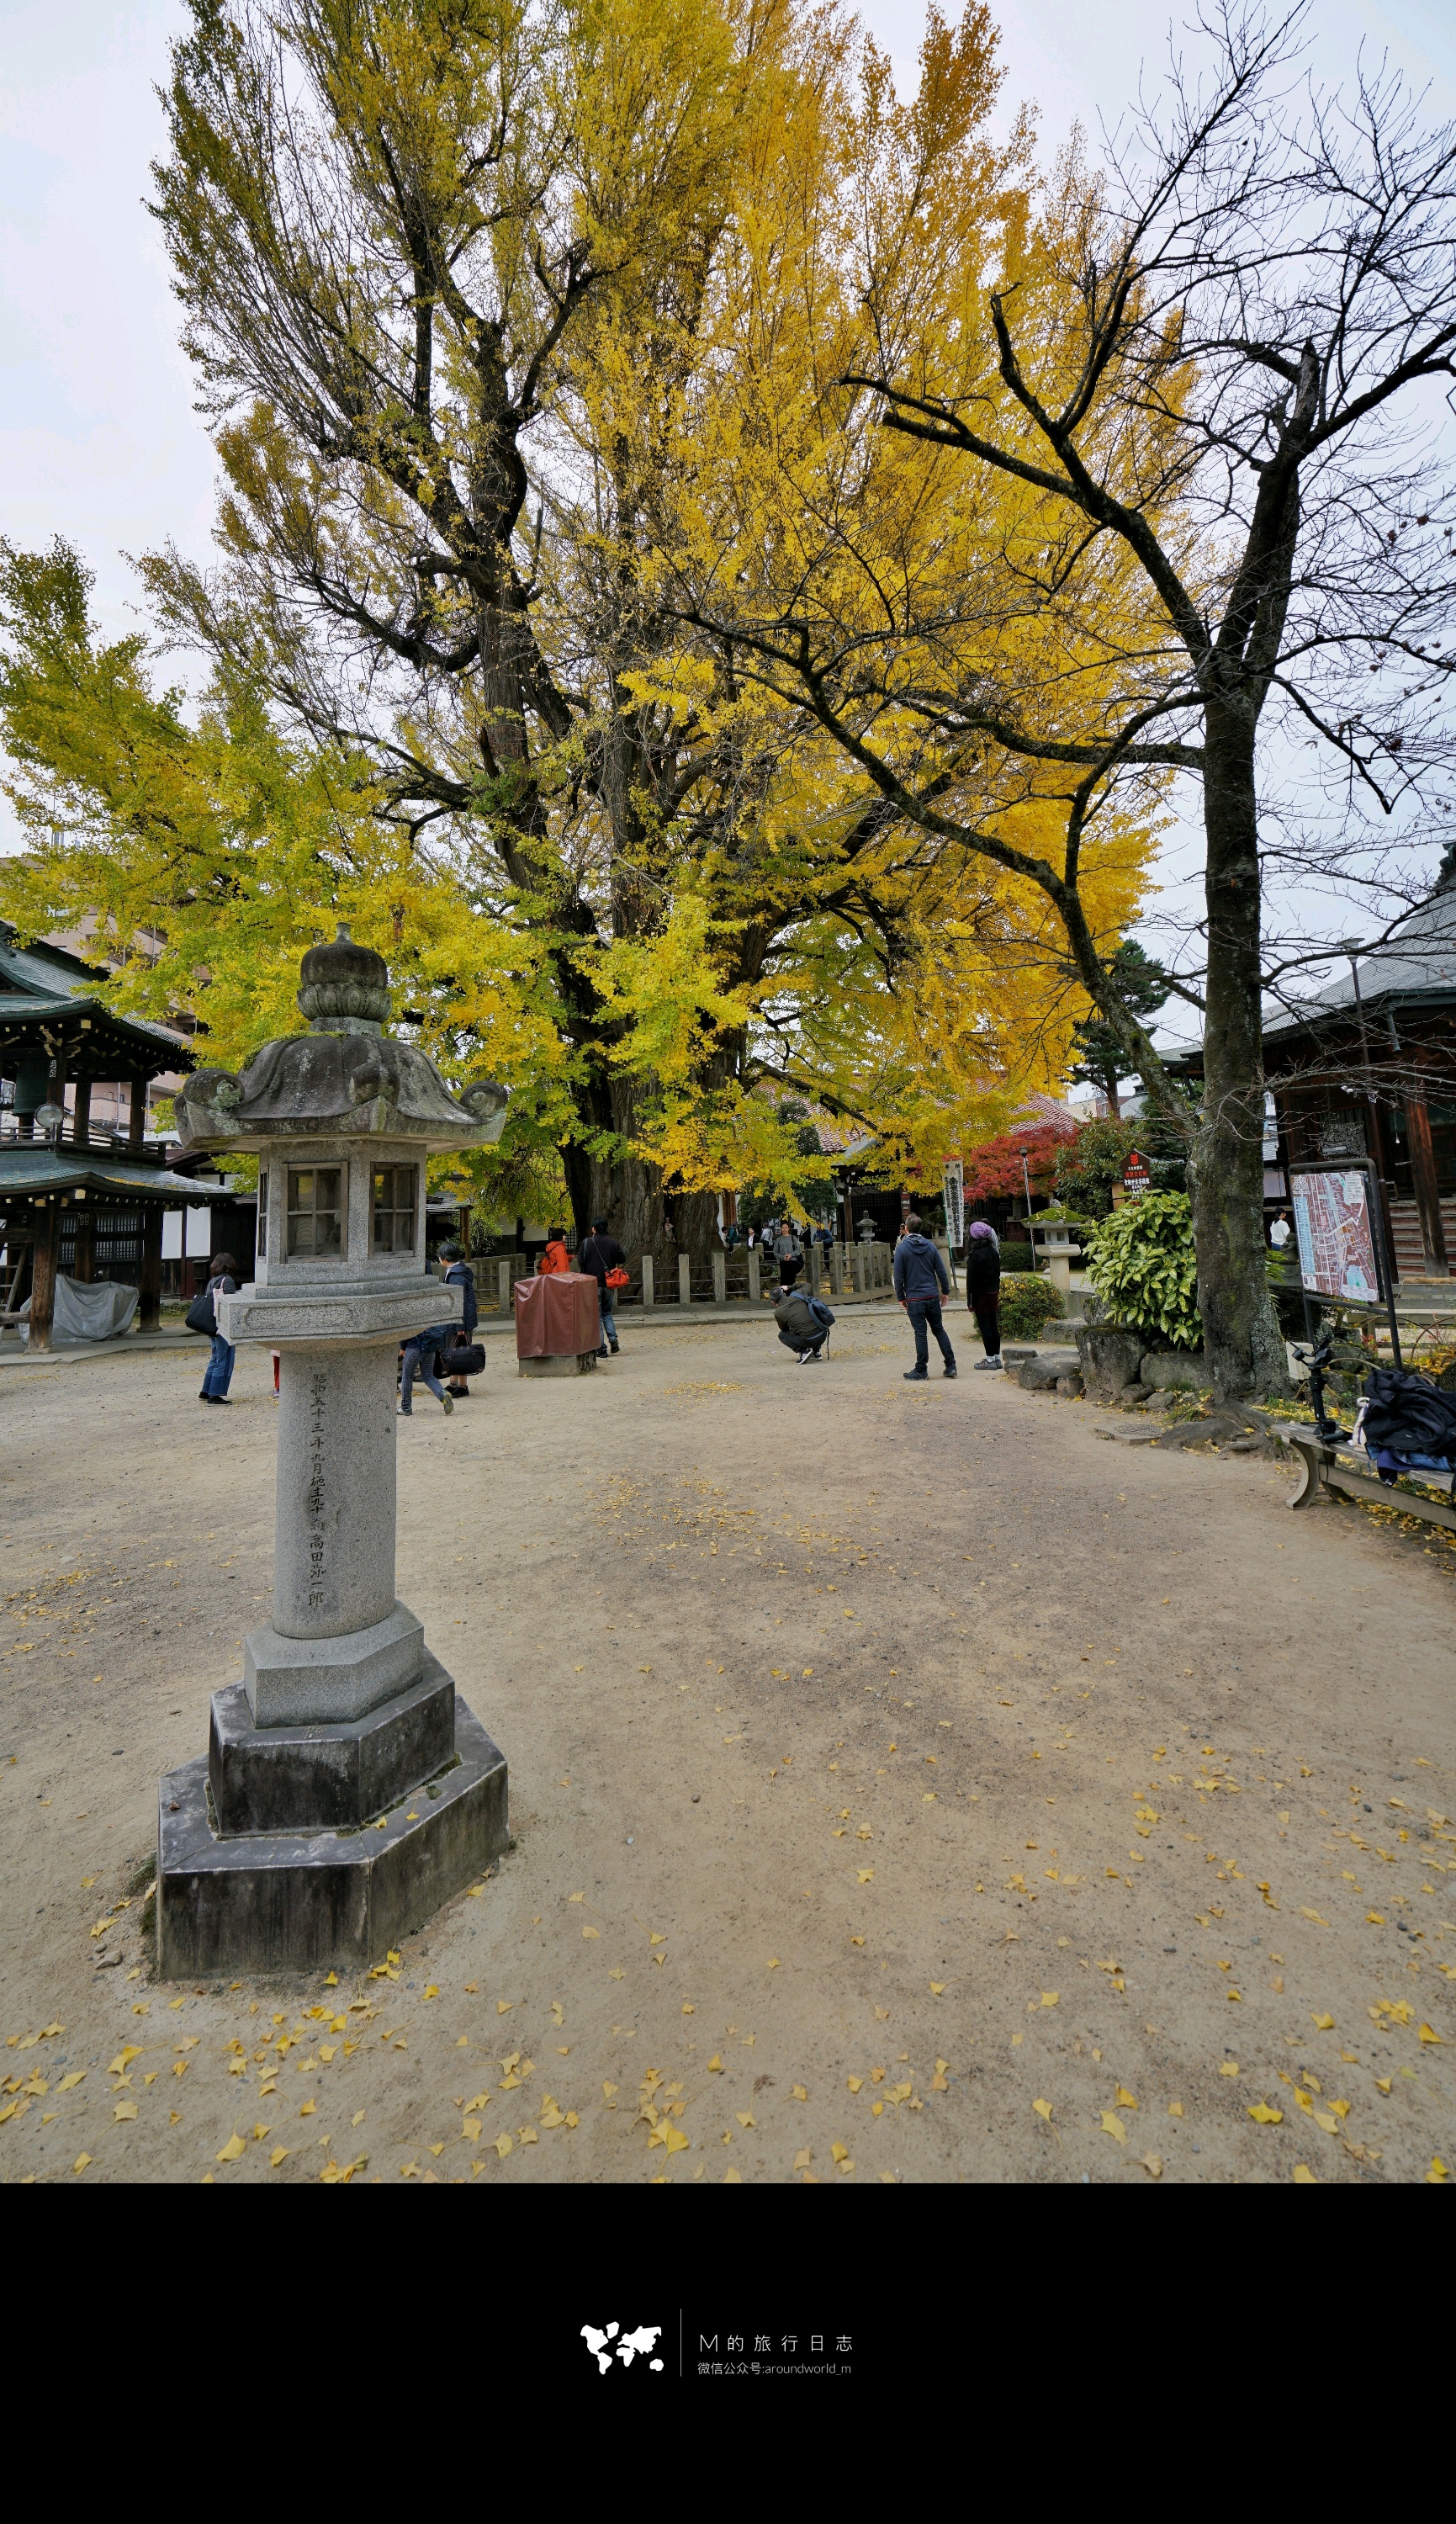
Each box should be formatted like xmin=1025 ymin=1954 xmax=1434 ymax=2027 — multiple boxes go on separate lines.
xmin=0 ymin=923 xmax=234 ymax=1349
xmin=1171 ymin=851 xmax=1456 ymax=1286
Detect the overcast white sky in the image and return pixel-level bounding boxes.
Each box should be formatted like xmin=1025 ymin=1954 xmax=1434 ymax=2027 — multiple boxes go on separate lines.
xmin=3 ymin=0 xmax=1453 ymax=1057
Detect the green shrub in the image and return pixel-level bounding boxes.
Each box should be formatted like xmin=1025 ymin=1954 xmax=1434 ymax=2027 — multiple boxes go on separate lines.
xmin=1083 ymin=1192 xmax=1200 ymax=1349
xmin=998 ymin=1273 xmax=1065 ymax=1339
xmin=998 ymin=1242 xmax=1035 ymax=1274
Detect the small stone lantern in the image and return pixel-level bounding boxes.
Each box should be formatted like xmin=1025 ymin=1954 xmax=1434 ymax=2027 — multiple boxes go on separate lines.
xmin=156 ymin=929 xmax=511 ymax=1975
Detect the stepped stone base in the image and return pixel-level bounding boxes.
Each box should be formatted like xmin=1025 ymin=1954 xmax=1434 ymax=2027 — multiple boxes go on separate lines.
xmin=156 ymin=1690 xmax=507 ymax=1977
xmin=209 ymin=1656 xmax=455 ymax=1837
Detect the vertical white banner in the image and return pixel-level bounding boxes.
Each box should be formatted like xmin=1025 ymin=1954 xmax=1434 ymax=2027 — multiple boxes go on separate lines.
xmin=941 ymin=1159 xmax=964 ymax=1247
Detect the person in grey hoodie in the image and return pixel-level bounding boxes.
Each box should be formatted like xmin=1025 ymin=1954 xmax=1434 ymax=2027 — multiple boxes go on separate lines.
xmin=892 ymin=1212 xmax=956 ymax=1380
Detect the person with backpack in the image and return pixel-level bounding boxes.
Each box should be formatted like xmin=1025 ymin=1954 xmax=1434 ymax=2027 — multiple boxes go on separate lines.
xmin=399 ymin=1259 xmax=455 ymax=1418
xmin=437 ymin=1241 xmax=479 ymax=1397
xmin=773 ymin=1256 xmax=831 ymax=1363
xmin=193 ymin=1250 xmax=239 ymax=1404
xmin=579 ymin=1215 xmax=628 ymax=1356
xmin=892 ymin=1212 xmax=956 ymax=1380
xmin=965 ymin=1219 xmax=1003 ymax=1370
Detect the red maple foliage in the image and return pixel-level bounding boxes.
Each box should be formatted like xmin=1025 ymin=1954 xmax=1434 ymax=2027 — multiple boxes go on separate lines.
xmin=961 ymin=1122 xmax=1072 ymax=1202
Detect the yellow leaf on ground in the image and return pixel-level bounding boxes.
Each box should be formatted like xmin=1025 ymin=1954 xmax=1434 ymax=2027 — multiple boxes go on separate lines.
xmin=113 ymin=2102 xmax=138 ymax=2122
xmin=794 ymin=2147 xmax=812 ymax=2170
xmin=1301 ymin=1909 xmax=1329 ymax=1926
xmin=1141 ymin=2155 xmax=1163 ymax=2178
xmin=929 ymin=1981 xmax=945 ymax=1996
xmin=735 ymin=2111 xmax=755 ymax=2129
xmin=707 ymin=2057 xmax=722 ymax=2074
xmin=1311 ymin=2012 xmax=1335 ymax=2029
xmin=1428 ymin=2156 xmax=1448 ymax=2183
xmin=72 ymin=2154 xmax=92 ymax=2173
xmin=270 ymin=2146 xmax=289 ymax=2167
xmin=1247 ymin=2102 xmax=1283 ymax=2124
xmin=299 ymin=2100 xmax=315 ymax=2117
xmin=493 ymin=2133 xmax=513 ymax=2159
xmin=1040 ymin=1991 xmax=1059 ymax=2008
xmin=1100 ymin=2112 xmax=1126 ymax=2143
xmin=216 ymin=2131 xmax=246 ymax=2161
xmin=1292 ymin=2164 xmax=1317 ymax=2183
xmin=1115 ymin=2085 xmax=1137 ymax=2108
xmin=856 ymin=1870 xmax=874 ymax=1885
xmin=830 ymin=2140 xmax=849 ymax=2162
xmin=792 ymin=2084 xmax=807 ymax=2101
xmin=56 ymin=2071 xmax=85 ymax=2092
xmin=1419 ymin=2023 xmax=1443 ymax=2043
xmin=1033 ymin=2098 xmax=1052 ymax=2123
xmin=1168 ymin=2101 xmax=1183 ymax=2117
xmin=497 ymin=2001 xmax=513 ymax=2014
xmin=582 ymin=1927 xmax=600 ymax=1940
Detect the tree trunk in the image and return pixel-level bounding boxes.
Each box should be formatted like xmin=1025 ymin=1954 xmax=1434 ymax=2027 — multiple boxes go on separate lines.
xmin=1190 ymin=703 xmax=1289 ymax=1402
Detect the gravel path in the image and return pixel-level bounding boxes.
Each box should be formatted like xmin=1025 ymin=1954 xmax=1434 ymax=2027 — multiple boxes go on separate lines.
xmin=3 ymin=1310 xmax=1451 ymax=2185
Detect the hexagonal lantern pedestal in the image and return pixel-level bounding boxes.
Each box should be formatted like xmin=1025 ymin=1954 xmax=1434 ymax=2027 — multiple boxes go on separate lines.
xmin=155 ymin=928 xmax=511 ymax=1975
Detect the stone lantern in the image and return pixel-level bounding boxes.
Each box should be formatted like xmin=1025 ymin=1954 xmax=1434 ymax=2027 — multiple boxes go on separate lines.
xmin=156 ymin=928 xmax=511 ymax=1975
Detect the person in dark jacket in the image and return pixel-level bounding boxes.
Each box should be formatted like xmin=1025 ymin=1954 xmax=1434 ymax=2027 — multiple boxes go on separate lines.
xmin=773 ymin=1257 xmax=826 ymax=1362
xmin=579 ymin=1216 xmax=627 ymax=1355
xmin=199 ymin=1251 xmax=239 ymax=1404
xmin=400 ymin=1259 xmax=455 ymax=1417
xmin=438 ymin=1241 xmax=478 ymax=1397
xmin=892 ymin=1214 xmax=956 ymax=1380
xmin=965 ymin=1219 xmax=1003 ymax=1370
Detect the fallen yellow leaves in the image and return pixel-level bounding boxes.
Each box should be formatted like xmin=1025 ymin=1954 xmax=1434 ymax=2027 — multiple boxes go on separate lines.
xmin=1311 ymin=2012 xmax=1335 ymax=2030
xmin=1100 ymin=2111 xmax=1126 ymax=2144
xmin=1033 ymin=2097 xmax=1053 ymax=2123
xmin=1247 ymin=2102 xmax=1283 ymax=2124
xmin=1292 ymin=2164 xmax=1317 ymax=2184
xmin=113 ymin=2101 xmax=138 ymax=2123
xmin=1418 ymin=2023 xmax=1443 ymax=2044
xmin=216 ymin=2130 xmax=246 ymax=2162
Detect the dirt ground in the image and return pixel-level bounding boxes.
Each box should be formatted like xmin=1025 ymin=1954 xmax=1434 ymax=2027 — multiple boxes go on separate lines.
xmin=3 ymin=1304 xmax=1453 ymax=2187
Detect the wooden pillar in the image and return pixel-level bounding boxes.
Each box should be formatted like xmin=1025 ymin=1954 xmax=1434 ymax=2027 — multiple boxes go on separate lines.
xmin=1405 ymin=1100 xmax=1449 ymax=1275
xmin=29 ymin=1204 xmax=59 ymax=1352
xmin=71 ymin=1076 xmax=91 ymax=1148
xmin=129 ymin=1080 xmax=146 ymax=1151
xmin=73 ymin=1202 xmax=96 ymax=1283
xmin=458 ymin=1199 xmax=472 ymax=1256
xmin=139 ymin=1205 xmax=163 ymax=1331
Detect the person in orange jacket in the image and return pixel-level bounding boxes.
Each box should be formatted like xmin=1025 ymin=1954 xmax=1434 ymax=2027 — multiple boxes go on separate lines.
xmin=539 ymin=1225 xmax=571 ymax=1275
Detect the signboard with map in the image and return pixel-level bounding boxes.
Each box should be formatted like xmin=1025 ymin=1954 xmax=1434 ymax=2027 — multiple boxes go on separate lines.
xmin=1289 ymin=1166 xmax=1384 ymax=1302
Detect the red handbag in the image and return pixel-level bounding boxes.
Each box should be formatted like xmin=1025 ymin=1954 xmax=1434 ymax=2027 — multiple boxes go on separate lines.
xmin=605 ymin=1265 xmax=630 ymax=1289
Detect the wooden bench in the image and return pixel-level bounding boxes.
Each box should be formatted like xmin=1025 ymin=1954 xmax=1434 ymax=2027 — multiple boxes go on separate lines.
xmin=1277 ymin=1428 xmax=1456 ymax=1533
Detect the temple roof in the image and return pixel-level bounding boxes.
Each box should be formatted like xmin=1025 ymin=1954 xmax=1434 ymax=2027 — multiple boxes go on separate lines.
xmin=0 ymin=923 xmax=193 ymax=1077
xmin=0 ymin=1149 xmax=233 ymax=1203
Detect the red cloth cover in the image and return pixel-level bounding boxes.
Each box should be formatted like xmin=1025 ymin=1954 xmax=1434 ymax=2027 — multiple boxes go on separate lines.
xmin=514 ymin=1270 xmax=601 ymax=1359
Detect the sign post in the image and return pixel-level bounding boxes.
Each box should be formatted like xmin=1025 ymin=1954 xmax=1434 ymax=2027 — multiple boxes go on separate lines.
xmin=941 ymin=1159 xmax=964 ymax=1249
xmin=1121 ymin=1150 xmax=1152 ymax=1200
xmin=1289 ymin=1159 xmax=1401 ymax=1367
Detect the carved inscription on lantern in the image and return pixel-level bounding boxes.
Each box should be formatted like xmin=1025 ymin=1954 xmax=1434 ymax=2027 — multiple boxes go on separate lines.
xmin=305 ymin=1368 xmax=328 ymax=1608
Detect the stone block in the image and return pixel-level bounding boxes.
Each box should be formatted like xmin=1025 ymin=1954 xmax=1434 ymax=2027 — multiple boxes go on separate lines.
xmin=1056 ymin=1371 xmax=1084 ymax=1397
xmin=1140 ymin=1349 xmax=1209 ymax=1391
xmin=518 ymin=1351 xmax=597 ymax=1376
xmin=243 ymin=1599 xmax=425 ymax=1728
xmin=209 ymin=1656 xmax=456 ymax=1836
xmin=1074 ymin=1323 xmax=1147 ymax=1402
xmin=156 ymin=1694 xmax=508 ymax=1977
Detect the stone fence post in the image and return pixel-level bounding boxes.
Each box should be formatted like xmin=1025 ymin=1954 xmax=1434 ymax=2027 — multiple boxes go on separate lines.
xmin=747 ymin=1249 xmax=760 ymax=1302
xmin=640 ymin=1253 xmax=654 ymax=1308
xmin=712 ymin=1249 xmax=726 ymax=1304
xmin=678 ymin=1252 xmax=691 ymax=1307
xmin=497 ymin=1258 xmax=511 ymax=1312
xmin=853 ymin=1244 xmax=866 ymax=1296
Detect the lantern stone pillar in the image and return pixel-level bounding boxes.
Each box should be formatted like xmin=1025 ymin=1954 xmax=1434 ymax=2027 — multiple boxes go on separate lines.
xmin=155 ymin=928 xmax=511 ymax=1975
